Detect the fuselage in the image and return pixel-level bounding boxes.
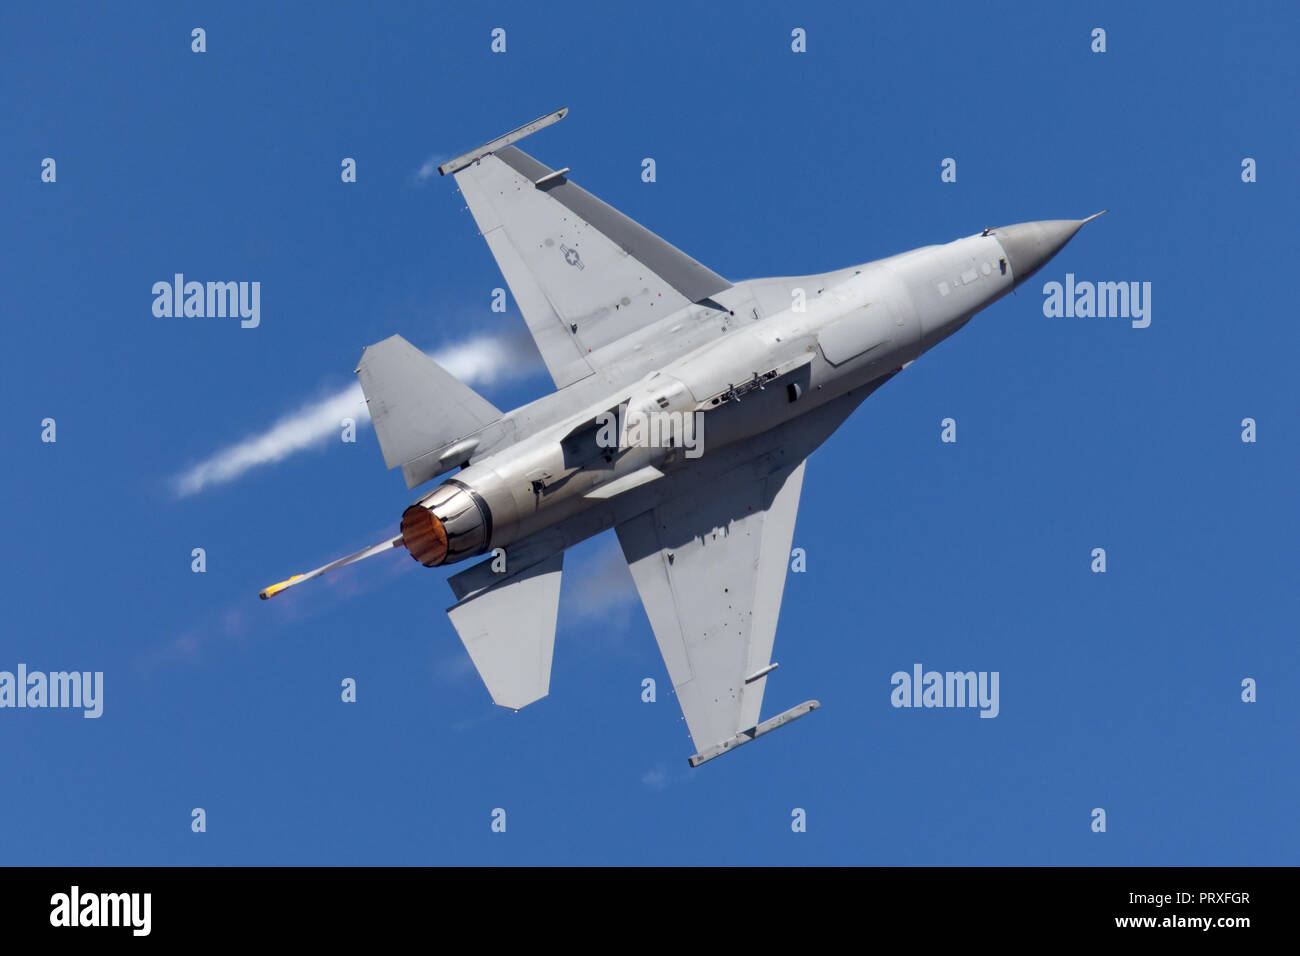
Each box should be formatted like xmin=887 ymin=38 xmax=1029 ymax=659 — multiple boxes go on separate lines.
xmin=398 ymin=224 xmax=1060 ymax=568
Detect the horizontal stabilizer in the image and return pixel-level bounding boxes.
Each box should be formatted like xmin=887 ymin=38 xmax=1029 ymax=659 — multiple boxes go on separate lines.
xmin=446 ymin=553 xmax=564 ymax=710
xmin=356 ymin=335 xmax=503 ymax=479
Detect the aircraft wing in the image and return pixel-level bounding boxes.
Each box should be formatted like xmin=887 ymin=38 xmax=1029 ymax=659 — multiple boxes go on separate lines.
xmin=442 ymin=111 xmax=731 ymax=389
xmin=615 ymin=454 xmax=812 ymax=766
xmin=435 ymin=381 xmax=888 ymax=761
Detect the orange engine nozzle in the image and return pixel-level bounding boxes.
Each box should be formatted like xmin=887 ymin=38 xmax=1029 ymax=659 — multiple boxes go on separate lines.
xmin=400 ymin=504 xmax=449 ymax=567
xmin=399 ymin=481 xmax=490 ymax=568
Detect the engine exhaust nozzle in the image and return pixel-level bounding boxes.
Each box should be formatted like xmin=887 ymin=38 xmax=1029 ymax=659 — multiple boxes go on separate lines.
xmin=400 ymin=505 xmax=449 ymax=567
xmin=399 ymin=481 xmax=490 ymax=567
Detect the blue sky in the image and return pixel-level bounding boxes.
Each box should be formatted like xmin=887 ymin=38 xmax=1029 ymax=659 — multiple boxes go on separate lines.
xmin=3 ymin=1 xmax=1296 ymax=865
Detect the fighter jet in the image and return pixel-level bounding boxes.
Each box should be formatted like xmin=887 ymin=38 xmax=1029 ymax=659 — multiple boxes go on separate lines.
xmin=261 ymin=109 xmax=1102 ymax=766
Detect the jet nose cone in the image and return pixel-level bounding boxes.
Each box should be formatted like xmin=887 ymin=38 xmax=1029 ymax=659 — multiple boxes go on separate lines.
xmin=991 ymin=212 xmax=1105 ymax=285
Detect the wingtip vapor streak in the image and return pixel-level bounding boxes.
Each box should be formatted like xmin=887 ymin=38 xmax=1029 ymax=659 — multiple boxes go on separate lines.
xmin=261 ymin=109 xmax=1102 ymax=766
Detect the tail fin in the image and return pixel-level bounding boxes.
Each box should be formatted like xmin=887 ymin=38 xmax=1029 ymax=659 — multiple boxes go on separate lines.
xmin=356 ymin=335 xmax=505 ymax=488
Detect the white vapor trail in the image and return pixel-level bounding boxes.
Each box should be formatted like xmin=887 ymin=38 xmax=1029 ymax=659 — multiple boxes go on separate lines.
xmin=174 ymin=334 xmax=538 ymax=497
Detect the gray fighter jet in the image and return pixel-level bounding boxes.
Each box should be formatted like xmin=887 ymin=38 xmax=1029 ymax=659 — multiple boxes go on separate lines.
xmin=261 ymin=109 xmax=1102 ymax=766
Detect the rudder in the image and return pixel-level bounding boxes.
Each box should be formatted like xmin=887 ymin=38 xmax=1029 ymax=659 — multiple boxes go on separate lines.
xmin=356 ymin=334 xmax=504 ymax=487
